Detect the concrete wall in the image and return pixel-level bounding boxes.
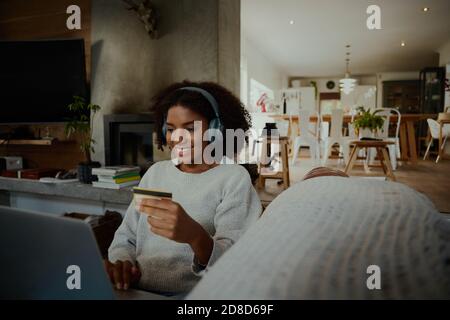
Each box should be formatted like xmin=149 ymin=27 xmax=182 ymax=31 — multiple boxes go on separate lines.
xmin=90 ymin=0 xmax=240 ymax=164
xmin=218 ymin=0 xmax=240 ymax=96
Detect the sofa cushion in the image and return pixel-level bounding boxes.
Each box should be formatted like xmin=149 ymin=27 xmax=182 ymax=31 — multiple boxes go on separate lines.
xmin=187 ymin=177 xmax=450 ymax=299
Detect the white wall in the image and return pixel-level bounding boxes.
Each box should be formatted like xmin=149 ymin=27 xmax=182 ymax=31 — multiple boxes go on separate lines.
xmin=341 ymin=85 xmax=377 ymax=111
xmin=375 ymin=71 xmax=420 ymax=109
xmin=287 ymin=76 xmax=377 ymax=112
xmin=293 ymin=78 xmax=339 ymax=93
xmin=241 ymin=36 xmax=285 ymax=111
xmin=289 ymin=78 xmax=339 ymax=112
xmin=358 ymin=75 xmax=377 ymax=86
xmin=439 ymin=40 xmax=450 ymax=67
xmin=280 ymin=87 xmax=316 ymax=113
xmin=289 ymin=76 xmax=377 ymax=93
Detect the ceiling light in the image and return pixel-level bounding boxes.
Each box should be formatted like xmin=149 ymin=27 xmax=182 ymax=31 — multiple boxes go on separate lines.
xmin=423 ymin=7 xmax=429 ymax=12
xmin=339 ymin=53 xmax=357 ymax=95
xmin=289 ymin=20 xmax=295 ymax=25
xmin=401 ymin=41 xmax=406 ymax=47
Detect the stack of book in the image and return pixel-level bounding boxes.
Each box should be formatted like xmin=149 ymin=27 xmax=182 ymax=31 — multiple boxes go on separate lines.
xmin=91 ymin=166 xmax=141 ymax=189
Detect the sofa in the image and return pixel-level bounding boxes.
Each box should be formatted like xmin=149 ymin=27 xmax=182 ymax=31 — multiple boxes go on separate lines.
xmin=187 ymin=176 xmax=450 ymax=299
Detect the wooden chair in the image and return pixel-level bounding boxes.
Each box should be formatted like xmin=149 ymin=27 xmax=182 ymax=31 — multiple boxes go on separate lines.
xmin=257 ymin=136 xmax=290 ymax=189
xmin=368 ymin=108 xmax=401 ymax=170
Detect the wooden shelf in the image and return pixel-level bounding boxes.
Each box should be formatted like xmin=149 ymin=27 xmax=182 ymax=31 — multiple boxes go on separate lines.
xmin=382 ymin=80 xmax=420 ymax=114
xmin=0 ymin=139 xmax=75 ymax=146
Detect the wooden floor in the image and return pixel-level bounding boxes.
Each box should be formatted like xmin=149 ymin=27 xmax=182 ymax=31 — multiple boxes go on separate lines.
xmin=256 ymin=152 xmax=450 ymax=214
xmin=392 ymin=160 xmax=450 ymax=213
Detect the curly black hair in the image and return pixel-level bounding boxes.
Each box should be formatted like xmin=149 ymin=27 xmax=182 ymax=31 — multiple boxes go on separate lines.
xmin=150 ymin=80 xmax=252 ymax=156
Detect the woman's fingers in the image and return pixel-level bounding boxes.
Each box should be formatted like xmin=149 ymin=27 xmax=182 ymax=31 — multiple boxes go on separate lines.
xmin=112 ymin=260 xmax=123 ymax=290
xmin=140 ymin=198 xmax=173 ymax=210
xmin=122 ymin=261 xmax=132 ymax=290
xmin=131 ymin=265 xmax=141 ymax=283
xmin=104 ymin=260 xmax=139 ymax=290
xmin=104 ymin=259 xmax=141 ymax=290
xmin=138 ymin=205 xmax=175 ymax=221
xmin=150 ymin=226 xmax=174 ymax=239
xmin=147 ymin=215 xmax=173 ymax=230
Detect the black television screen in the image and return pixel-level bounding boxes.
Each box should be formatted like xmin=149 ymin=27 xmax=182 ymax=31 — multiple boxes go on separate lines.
xmin=0 ymin=39 xmax=89 ymax=123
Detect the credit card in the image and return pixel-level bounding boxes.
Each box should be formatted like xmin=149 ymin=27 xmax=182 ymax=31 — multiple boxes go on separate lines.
xmin=132 ymin=187 xmax=172 ymax=202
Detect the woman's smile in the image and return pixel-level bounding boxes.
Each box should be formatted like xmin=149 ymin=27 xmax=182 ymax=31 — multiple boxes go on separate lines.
xmin=173 ymin=145 xmax=193 ymax=157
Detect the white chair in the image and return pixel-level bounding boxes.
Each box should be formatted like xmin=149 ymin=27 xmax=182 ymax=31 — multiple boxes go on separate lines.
xmin=291 ymin=109 xmax=320 ymax=165
xmin=347 ymin=106 xmax=360 ymax=140
xmin=322 ymin=109 xmax=350 ymax=166
xmin=319 ymin=117 xmax=329 ymax=149
xmin=369 ymin=108 xmax=401 ymax=170
xmin=423 ymin=119 xmax=450 ymax=163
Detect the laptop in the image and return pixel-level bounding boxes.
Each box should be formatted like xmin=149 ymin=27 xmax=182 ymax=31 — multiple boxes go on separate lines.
xmin=0 ymin=205 xmax=167 ymax=300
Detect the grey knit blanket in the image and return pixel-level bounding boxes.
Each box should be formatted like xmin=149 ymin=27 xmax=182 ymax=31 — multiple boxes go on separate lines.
xmin=188 ymin=177 xmax=450 ymax=299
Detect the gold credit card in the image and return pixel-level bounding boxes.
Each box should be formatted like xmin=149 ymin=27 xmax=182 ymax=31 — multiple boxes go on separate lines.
xmin=132 ymin=187 xmax=172 ymax=201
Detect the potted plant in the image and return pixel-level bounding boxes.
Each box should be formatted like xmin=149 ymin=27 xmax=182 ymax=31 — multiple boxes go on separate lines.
xmin=64 ymin=96 xmax=101 ymax=184
xmin=352 ymin=106 xmax=385 ymax=139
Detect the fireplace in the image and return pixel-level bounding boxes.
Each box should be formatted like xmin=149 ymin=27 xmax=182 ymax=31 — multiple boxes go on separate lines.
xmin=104 ymin=113 xmax=156 ymax=174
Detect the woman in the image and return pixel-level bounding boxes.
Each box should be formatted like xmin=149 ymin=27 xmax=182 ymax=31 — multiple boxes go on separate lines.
xmin=105 ymin=81 xmax=262 ymax=296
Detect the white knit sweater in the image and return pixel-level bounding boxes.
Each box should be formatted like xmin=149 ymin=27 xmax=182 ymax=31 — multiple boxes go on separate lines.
xmin=108 ymin=160 xmax=262 ymax=294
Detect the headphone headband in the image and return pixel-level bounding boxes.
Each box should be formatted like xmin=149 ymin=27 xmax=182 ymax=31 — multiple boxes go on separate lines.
xmin=161 ymin=86 xmax=223 ymax=144
xmin=178 ymin=86 xmax=221 ymax=120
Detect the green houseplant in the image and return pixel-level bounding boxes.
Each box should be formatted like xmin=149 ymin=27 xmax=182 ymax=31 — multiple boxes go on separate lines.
xmin=352 ymin=106 xmax=385 ymax=138
xmin=64 ymin=96 xmax=101 ymax=183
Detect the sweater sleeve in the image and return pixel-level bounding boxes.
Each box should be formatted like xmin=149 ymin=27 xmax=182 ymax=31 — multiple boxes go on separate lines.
xmin=107 ymin=199 xmax=140 ymax=263
xmin=192 ymin=169 xmax=262 ymax=275
xmin=107 ymin=165 xmax=156 ymax=263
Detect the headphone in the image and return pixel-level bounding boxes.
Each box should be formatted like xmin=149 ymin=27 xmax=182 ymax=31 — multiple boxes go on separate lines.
xmin=161 ymin=86 xmax=224 ymax=143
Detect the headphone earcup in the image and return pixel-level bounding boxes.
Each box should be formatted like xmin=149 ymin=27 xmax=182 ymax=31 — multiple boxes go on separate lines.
xmin=208 ymin=118 xmax=224 ymax=141
xmin=208 ymin=118 xmax=219 ymax=131
xmin=162 ymin=122 xmax=167 ymax=144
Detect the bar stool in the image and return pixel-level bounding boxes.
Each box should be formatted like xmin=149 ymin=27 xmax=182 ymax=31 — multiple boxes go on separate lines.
xmin=345 ymin=140 xmax=396 ymax=181
xmin=257 ymin=136 xmax=290 ymax=189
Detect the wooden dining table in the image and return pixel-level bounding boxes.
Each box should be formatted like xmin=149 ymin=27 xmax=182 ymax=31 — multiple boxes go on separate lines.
xmin=438 ymin=118 xmax=450 ymax=161
xmin=270 ymin=113 xmax=436 ymax=164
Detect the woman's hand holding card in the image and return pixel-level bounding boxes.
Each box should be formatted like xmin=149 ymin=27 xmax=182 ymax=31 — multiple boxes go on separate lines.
xmin=135 ymin=194 xmax=201 ymax=245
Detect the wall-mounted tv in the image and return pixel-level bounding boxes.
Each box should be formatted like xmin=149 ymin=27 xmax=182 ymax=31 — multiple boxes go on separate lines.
xmin=0 ymin=39 xmax=89 ymax=124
